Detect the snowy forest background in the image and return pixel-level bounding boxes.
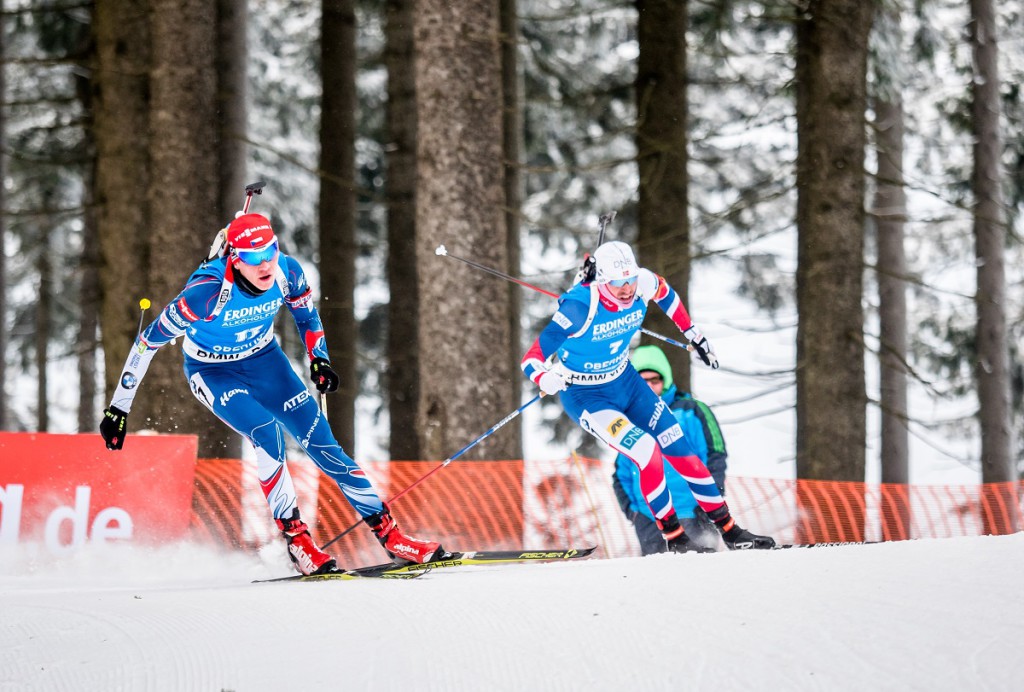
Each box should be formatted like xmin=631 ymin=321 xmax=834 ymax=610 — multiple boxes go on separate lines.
xmin=1 ymin=0 xmax=1022 ymax=486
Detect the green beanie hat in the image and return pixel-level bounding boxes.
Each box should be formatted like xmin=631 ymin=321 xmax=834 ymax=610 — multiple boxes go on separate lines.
xmin=630 ymin=344 xmax=673 ymax=390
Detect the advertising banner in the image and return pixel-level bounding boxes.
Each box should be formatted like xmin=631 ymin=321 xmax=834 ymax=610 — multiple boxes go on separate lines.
xmin=0 ymin=432 xmax=198 ymax=553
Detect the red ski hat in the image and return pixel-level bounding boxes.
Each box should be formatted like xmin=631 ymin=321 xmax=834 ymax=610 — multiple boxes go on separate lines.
xmin=226 ymin=213 xmax=276 ymax=250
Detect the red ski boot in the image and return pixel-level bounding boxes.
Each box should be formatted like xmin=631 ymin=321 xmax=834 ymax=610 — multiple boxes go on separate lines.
xmin=364 ymin=505 xmax=447 ymax=565
xmin=276 ymin=508 xmax=337 ymax=575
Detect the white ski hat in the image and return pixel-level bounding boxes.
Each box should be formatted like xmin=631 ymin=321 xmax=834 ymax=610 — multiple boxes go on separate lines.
xmin=593 ymin=241 xmax=638 ymax=285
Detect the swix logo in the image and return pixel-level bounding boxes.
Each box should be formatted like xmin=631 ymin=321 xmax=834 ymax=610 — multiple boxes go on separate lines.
xmin=553 ymin=312 xmax=573 ymax=330
xmin=607 ymin=417 xmax=627 ymax=437
xmin=283 ymin=391 xmax=310 ymax=412
xmin=219 ymin=388 xmax=248 ymax=407
xmin=649 ymin=399 xmax=666 ymax=428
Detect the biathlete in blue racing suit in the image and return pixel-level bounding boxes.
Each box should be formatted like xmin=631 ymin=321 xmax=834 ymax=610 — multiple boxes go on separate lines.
xmin=100 ymin=213 xmax=446 ymax=574
xmin=521 ymin=241 xmax=774 ymax=552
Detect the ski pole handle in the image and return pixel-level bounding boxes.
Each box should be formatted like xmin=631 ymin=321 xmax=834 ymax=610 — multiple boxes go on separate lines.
xmin=242 ymin=181 xmax=266 ymax=214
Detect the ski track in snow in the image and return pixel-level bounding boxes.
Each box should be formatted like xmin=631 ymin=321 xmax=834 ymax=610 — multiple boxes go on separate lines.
xmin=1 ymin=535 xmax=1022 ymax=691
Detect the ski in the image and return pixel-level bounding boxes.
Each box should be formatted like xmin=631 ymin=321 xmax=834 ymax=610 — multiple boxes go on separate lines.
xmin=253 ymin=565 xmax=427 ymax=584
xmin=774 ymin=541 xmax=880 ymax=549
xmin=365 ymin=546 xmax=598 ymax=575
xmin=254 ymin=547 xmax=595 ymax=582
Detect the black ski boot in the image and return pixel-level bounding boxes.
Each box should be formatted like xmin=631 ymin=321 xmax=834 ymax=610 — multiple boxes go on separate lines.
xmin=658 ymin=514 xmax=717 ymax=554
xmin=705 ymin=505 xmax=776 ymax=550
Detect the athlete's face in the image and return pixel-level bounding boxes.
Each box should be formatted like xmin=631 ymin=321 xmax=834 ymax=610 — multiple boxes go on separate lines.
xmin=234 ymin=247 xmax=279 ymax=290
xmin=606 ymin=280 xmax=637 ymax=303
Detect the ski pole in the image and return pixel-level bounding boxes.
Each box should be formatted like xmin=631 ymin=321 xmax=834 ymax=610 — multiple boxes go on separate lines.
xmin=135 ymin=298 xmax=151 ymax=340
xmin=596 ymin=210 xmax=616 ymax=246
xmin=322 ymin=393 xmax=543 ymax=550
xmin=206 ymin=181 xmax=269 ymax=262
xmin=242 ymin=181 xmax=265 ymax=214
xmin=434 ymin=245 xmax=693 ymax=353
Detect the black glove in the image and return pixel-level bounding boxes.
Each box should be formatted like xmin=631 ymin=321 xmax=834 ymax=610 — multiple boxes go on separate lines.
xmin=100 ymin=406 xmax=128 ymax=450
xmin=684 ymin=327 xmax=719 ymax=370
xmin=310 ymin=357 xmax=340 ymax=393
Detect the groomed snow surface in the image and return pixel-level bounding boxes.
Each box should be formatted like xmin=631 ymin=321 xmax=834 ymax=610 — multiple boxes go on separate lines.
xmin=1 ymin=534 xmax=1021 ymax=691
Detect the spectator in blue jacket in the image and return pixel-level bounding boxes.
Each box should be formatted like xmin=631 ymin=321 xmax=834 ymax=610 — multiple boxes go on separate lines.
xmin=612 ymin=345 xmax=728 ymax=554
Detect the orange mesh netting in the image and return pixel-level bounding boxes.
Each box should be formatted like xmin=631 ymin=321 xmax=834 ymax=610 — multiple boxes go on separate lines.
xmin=193 ymin=457 xmax=1023 ymax=561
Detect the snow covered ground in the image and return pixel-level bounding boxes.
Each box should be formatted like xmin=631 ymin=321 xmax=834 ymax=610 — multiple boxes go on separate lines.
xmin=2 ymin=533 xmax=1022 ymax=691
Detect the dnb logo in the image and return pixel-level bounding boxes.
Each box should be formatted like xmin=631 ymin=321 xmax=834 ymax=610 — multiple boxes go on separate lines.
xmin=120 ymin=372 xmax=138 ymax=390
xmin=620 ymin=428 xmax=644 ymax=450
xmin=606 ymin=417 xmax=628 ymax=437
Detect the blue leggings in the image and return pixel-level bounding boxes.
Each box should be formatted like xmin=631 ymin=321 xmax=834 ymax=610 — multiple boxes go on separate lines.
xmin=560 ymin=367 xmax=723 ymax=521
xmin=184 ymin=344 xmax=382 ymax=519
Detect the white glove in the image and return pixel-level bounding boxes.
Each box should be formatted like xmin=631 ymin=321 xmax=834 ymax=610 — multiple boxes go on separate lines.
xmin=684 ymin=326 xmax=719 ymax=370
xmin=537 ymin=370 xmax=568 ymax=395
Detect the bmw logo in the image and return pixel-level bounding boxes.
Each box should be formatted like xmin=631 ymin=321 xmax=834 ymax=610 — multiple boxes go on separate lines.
xmin=121 ymin=372 xmax=138 ymax=389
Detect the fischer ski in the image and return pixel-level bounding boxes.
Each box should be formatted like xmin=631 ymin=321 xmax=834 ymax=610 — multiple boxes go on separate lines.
xmin=366 ymin=546 xmax=598 ymax=575
xmin=253 ymin=565 xmax=427 ymax=584
xmin=254 ymin=547 xmax=595 ymax=583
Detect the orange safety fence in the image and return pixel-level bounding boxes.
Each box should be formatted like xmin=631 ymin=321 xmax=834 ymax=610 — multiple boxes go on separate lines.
xmin=188 ymin=456 xmax=1024 ymax=562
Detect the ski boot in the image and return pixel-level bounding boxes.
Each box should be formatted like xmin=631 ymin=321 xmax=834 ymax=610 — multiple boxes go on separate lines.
xmin=276 ymin=508 xmax=337 ymax=575
xmin=364 ymin=504 xmax=449 ymax=565
xmin=705 ymin=505 xmax=776 ymax=550
xmin=657 ymin=514 xmax=717 ymax=554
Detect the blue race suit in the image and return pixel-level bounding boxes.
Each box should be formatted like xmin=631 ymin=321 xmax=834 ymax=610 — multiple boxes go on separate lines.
xmin=613 ymin=384 xmax=728 ymax=554
xmin=521 ymin=270 xmax=726 ymax=525
xmin=109 ymin=254 xmax=382 ymax=520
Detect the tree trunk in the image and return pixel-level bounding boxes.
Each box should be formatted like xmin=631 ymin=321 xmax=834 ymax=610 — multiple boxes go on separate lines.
xmin=75 ymin=18 xmax=98 ymax=434
xmin=969 ymin=0 xmax=1015 ymax=534
xmin=319 ymin=0 xmax=358 ymax=452
xmin=969 ymin=0 xmax=1013 ymax=484
xmin=0 ymin=13 xmax=7 ymax=431
xmin=873 ymin=7 xmax=910 ymax=536
xmin=139 ymin=0 xmax=230 ymax=456
xmin=94 ymin=0 xmax=151 ymax=406
xmin=35 ymin=237 xmax=51 ymax=431
xmin=78 ymin=184 xmax=100 ymax=432
xmin=217 ymin=0 xmax=248 ymax=222
xmin=875 ymin=98 xmax=909 ymax=484
xmin=635 ymin=0 xmax=691 ymax=391
xmin=414 ymin=0 xmax=517 ymax=461
xmin=501 ymin=0 xmax=523 ymax=436
xmin=385 ymin=0 xmax=420 ymax=460
xmin=794 ymin=0 xmax=872 ymax=483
